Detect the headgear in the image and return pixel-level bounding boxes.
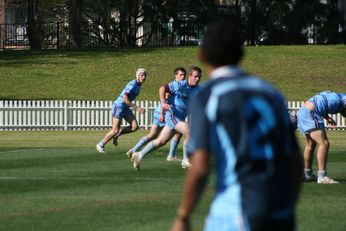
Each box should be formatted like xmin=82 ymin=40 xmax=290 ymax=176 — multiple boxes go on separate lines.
xmin=136 ymin=68 xmax=146 ymax=78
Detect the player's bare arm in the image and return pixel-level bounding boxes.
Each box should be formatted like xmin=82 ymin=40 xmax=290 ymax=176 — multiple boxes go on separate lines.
xmin=171 ymin=149 xmax=210 ymax=231
xmin=122 ymin=95 xmax=145 ymax=113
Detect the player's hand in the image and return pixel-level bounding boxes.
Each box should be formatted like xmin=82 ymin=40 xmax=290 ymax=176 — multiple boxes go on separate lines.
xmin=159 ymin=114 xmax=165 ymax=123
xmin=135 ymin=106 xmax=145 ymax=113
xmin=170 ymin=217 xmax=190 ymax=231
xmin=162 ymin=103 xmax=171 ymax=110
xmin=326 ymin=118 xmax=336 ymax=127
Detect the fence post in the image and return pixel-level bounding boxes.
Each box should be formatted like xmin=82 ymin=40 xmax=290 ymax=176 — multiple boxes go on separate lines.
xmin=64 ymin=100 xmax=68 ymax=130
xmin=145 ymin=100 xmax=149 ymax=130
xmin=0 ymin=101 xmax=3 ymax=129
xmin=0 ymin=24 xmax=3 ymax=50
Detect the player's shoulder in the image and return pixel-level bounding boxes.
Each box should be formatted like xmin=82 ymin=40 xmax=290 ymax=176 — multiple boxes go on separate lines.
xmin=129 ymin=79 xmax=141 ymax=88
xmin=208 ymin=75 xmax=284 ymax=100
xmin=126 ymin=79 xmax=135 ymax=86
xmin=169 ymin=79 xmax=183 ymax=87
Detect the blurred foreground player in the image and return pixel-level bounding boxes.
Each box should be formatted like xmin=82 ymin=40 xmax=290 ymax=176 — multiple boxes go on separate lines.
xmin=170 ymin=18 xmax=303 ymax=231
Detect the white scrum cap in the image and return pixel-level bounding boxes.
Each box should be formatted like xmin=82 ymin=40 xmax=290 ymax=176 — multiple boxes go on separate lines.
xmin=136 ymin=68 xmax=147 ymax=78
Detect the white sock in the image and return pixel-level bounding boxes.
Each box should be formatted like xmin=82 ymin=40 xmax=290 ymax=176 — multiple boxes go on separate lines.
xmin=318 ymin=170 xmax=326 ymax=179
xmin=139 ymin=141 xmax=157 ymax=160
xmin=98 ymin=140 xmax=105 ymax=147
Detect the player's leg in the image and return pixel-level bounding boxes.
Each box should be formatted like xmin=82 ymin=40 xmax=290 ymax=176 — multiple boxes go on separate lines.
xmin=309 ymin=129 xmax=337 ymax=183
xmin=96 ymin=117 xmax=122 ymax=153
xmin=113 ymin=113 xmax=139 ymax=146
xmin=310 ymin=129 xmax=329 ymax=171
xmin=132 ymin=125 xmax=174 ymax=170
xmin=167 ymin=132 xmax=182 ymax=161
xmin=174 ymin=121 xmax=191 ymax=168
xmin=302 ymin=134 xmax=316 ymax=181
xmin=127 ymin=125 xmax=162 ymax=158
xmin=139 ymin=125 xmax=174 ymax=159
xmin=298 ymin=107 xmax=323 ymax=181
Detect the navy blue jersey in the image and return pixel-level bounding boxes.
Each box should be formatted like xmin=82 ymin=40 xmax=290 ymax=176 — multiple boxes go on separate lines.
xmin=188 ymin=66 xmax=299 ymax=222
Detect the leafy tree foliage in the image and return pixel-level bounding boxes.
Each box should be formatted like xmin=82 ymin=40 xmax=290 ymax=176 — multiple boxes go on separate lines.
xmin=21 ymin=0 xmax=346 ymax=48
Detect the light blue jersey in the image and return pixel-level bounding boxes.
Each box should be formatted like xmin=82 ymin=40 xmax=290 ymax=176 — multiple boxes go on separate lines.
xmin=114 ymin=80 xmax=142 ymax=109
xmin=308 ymin=91 xmax=345 ymax=117
xmin=111 ymin=80 xmax=141 ymax=118
xmin=166 ymin=79 xmax=200 ymax=120
xmin=298 ymin=91 xmax=346 ymax=133
xmin=164 ymin=80 xmax=200 ymax=128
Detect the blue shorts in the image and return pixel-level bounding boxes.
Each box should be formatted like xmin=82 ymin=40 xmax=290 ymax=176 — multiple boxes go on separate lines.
xmin=164 ymin=109 xmax=185 ymax=129
xmin=111 ymin=104 xmax=133 ymax=119
xmin=204 ymin=214 xmax=246 ymax=231
xmin=204 ymin=215 xmax=294 ymax=231
xmin=152 ymin=109 xmax=165 ymax=127
xmin=297 ymin=107 xmax=325 ymax=134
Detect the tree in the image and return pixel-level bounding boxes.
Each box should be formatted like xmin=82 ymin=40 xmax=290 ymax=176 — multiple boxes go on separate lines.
xmin=27 ymin=0 xmax=43 ymax=49
xmin=68 ymin=0 xmax=84 ymax=47
xmin=27 ymin=0 xmax=66 ymax=49
xmin=316 ymin=0 xmax=343 ymax=44
xmin=259 ymin=0 xmax=294 ymax=44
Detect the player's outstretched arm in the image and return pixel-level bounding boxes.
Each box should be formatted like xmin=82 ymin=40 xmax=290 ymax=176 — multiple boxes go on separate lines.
xmin=170 ymin=149 xmax=210 ymax=231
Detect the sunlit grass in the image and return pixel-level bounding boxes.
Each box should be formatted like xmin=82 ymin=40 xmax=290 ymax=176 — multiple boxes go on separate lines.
xmin=0 ymin=130 xmax=345 ymax=230
xmin=1 ymin=45 xmax=345 ymax=101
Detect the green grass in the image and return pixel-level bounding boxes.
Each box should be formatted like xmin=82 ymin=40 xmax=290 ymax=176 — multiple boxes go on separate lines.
xmin=0 ymin=130 xmax=345 ymax=230
xmin=1 ymin=46 xmax=345 ymax=101
xmin=0 ymin=130 xmax=211 ymax=231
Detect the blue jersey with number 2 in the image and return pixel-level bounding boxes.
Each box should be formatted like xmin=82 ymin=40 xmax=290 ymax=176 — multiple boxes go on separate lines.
xmin=188 ymin=66 xmax=299 ymax=231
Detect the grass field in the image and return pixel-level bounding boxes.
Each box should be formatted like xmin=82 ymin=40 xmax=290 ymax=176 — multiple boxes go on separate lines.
xmin=1 ymin=46 xmax=345 ymax=101
xmin=0 ymin=130 xmax=345 ymax=231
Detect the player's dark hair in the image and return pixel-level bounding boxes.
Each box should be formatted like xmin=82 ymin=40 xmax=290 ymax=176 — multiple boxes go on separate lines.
xmin=188 ymin=66 xmax=202 ymax=76
xmin=174 ymin=67 xmax=187 ymax=75
xmin=201 ymin=17 xmax=244 ymax=66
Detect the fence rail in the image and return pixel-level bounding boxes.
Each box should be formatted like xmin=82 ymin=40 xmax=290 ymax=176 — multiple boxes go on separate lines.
xmin=0 ymin=100 xmax=345 ymax=131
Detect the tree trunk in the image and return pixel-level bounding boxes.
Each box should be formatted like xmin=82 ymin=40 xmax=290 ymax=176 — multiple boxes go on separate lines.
xmin=0 ymin=0 xmax=4 ymax=49
xmin=69 ymin=0 xmax=83 ymax=48
xmin=249 ymin=0 xmax=256 ymax=45
xmin=27 ymin=0 xmax=42 ymax=49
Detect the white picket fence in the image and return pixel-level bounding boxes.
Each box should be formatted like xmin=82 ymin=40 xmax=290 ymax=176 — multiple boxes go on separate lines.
xmin=0 ymin=100 xmax=159 ymax=131
xmin=0 ymin=100 xmax=345 ymax=131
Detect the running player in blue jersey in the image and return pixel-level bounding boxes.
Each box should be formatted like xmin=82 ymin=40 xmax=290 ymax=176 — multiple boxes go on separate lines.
xmin=170 ymin=19 xmax=302 ymax=231
xmin=131 ymin=66 xmax=202 ymax=170
xmin=126 ymin=67 xmax=185 ymax=161
xmin=297 ymin=91 xmax=346 ymax=184
xmin=96 ymin=68 xmax=147 ymax=153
